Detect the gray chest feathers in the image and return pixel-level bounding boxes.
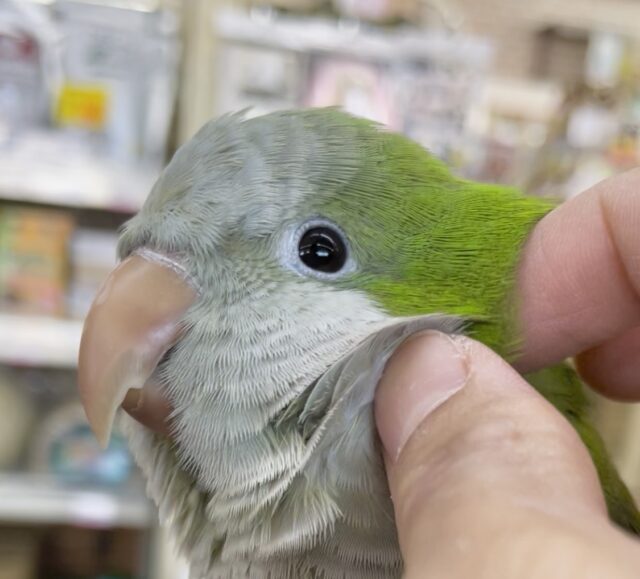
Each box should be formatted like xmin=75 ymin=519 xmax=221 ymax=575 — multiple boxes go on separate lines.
xmin=123 ymin=315 xmax=462 ymax=578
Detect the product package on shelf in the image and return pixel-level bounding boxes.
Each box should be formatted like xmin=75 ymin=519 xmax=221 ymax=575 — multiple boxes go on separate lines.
xmin=0 ymin=2 xmax=50 ymax=134
xmin=305 ymin=56 xmax=398 ymax=128
xmin=29 ymin=401 xmax=135 ymax=487
xmin=52 ymin=0 xmax=180 ymax=170
xmin=392 ymin=63 xmax=486 ymax=172
xmin=216 ymin=44 xmax=302 ymax=118
xmin=0 ymin=0 xmax=180 ymax=211
xmin=0 ymin=206 xmax=74 ymax=316
xmin=0 ymin=364 xmax=137 ymax=488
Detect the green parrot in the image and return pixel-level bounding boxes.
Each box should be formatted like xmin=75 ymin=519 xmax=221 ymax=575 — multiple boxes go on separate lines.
xmin=78 ymin=108 xmax=640 ymax=578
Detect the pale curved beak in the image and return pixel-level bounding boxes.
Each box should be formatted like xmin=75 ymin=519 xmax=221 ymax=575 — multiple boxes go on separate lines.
xmin=78 ymin=250 xmax=197 ymax=447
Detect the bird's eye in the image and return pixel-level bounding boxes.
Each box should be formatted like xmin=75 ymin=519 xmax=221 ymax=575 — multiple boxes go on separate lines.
xmin=298 ymin=227 xmax=347 ymax=273
xmin=281 ymin=218 xmax=355 ymax=279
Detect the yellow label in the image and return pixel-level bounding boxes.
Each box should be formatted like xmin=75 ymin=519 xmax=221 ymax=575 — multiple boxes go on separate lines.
xmin=55 ymin=84 xmax=109 ymax=130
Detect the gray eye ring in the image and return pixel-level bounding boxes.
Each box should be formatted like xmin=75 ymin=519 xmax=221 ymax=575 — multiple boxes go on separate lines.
xmin=281 ymin=217 xmax=357 ymax=280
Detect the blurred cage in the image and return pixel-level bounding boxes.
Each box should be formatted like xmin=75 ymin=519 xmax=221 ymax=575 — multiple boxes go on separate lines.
xmin=0 ymin=0 xmax=640 ymax=578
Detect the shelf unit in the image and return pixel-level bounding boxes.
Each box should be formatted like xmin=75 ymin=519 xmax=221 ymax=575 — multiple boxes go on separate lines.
xmin=0 ymin=474 xmax=153 ymax=529
xmin=0 ymin=138 xmax=155 ymax=214
xmin=0 ymin=61 xmax=159 ymax=579
xmin=0 ymin=1 xmax=215 ymax=577
xmin=215 ymin=6 xmax=491 ymax=62
xmin=0 ymin=314 xmax=82 ymax=368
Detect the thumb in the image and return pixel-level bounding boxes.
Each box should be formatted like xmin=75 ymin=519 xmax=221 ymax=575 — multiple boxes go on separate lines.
xmin=375 ymin=332 xmax=640 ymax=579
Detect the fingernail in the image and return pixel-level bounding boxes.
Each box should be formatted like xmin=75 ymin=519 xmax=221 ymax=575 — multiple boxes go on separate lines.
xmin=375 ymin=331 xmax=468 ymax=460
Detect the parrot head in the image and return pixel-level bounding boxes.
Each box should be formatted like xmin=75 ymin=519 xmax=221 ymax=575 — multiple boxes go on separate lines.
xmin=78 ymin=108 xmax=552 ymax=576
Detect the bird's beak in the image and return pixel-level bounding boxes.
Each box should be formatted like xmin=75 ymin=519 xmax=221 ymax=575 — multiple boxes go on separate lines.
xmin=78 ymin=250 xmax=197 ymax=447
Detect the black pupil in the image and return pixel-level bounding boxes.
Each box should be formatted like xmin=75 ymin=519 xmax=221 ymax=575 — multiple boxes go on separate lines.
xmin=298 ymin=227 xmax=347 ymax=273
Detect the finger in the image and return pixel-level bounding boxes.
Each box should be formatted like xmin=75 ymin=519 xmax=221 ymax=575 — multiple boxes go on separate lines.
xmin=575 ymin=325 xmax=640 ymax=401
xmin=375 ymin=332 xmax=640 ymax=579
xmin=516 ymin=169 xmax=640 ymax=380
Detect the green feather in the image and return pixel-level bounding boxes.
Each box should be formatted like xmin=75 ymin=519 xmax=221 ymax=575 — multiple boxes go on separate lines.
xmin=287 ymin=110 xmax=640 ymax=534
xmin=298 ymin=113 xmax=552 ymax=352
xmin=528 ymin=365 xmax=640 ymax=534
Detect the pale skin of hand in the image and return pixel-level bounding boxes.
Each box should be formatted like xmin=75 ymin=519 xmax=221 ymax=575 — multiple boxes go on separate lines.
xmin=125 ymin=168 xmax=640 ymax=577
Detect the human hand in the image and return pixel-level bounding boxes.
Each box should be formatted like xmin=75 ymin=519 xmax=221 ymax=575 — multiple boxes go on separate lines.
xmin=374 ymin=169 xmax=640 ymax=578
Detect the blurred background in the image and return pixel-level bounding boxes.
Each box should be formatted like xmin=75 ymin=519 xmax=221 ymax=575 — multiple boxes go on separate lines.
xmin=0 ymin=0 xmax=639 ymax=577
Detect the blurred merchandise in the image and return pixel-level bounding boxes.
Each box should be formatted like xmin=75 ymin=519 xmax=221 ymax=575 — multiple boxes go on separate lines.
xmin=0 ymin=210 xmax=121 ymax=319
xmin=468 ymin=77 xmax=565 ymax=186
xmin=55 ymin=82 xmax=108 ymax=132
xmin=332 ymin=0 xmax=419 ymax=23
xmin=395 ymin=62 xmax=483 ymax=165
xmin=585 ymin=31 xmax=626 ymax=90
xmin=253 ymin=0 xmax=327 ymax=12
xmin=306 ymin=57 xmax=397 ymax=127
xmin=51 ymin=0 xmax=180 ymax=167
xmin=215 ymin=7 xmax=492 ymax=171
xmin=0 ymin=1 xmax=174 ymax=577
xmin=249 ymin=0 xmax=420 ymax=22
xmin=0 ymin=527 xmax=40 ymax=579
xmin=68 ymin=228 xmax=118 ymax=319
xmin=0 ymin=2 xmax=49 ymax=133
xmin=0 ymin=367 xmax=140 ymax=489
xmin=30 ymin=402 xmax=134 ymax=487
xmin=0 ymin=206 xmax=74 ymax=316
xmin=0 ymin=369 xmax=35 ymax=469
xmin=40 ymin=525 xmax=140 ymax=579
xmin=216 ymin=44 xmax=301 ymax=117
xmin=525 ymin=31 xmax=640 ymax=198
xmin=0 ymin=0 xmax=180 ymax=214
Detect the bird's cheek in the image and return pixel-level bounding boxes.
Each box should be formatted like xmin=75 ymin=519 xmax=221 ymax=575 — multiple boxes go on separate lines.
xmin=78 ymin=250 xmax=197 ymax=447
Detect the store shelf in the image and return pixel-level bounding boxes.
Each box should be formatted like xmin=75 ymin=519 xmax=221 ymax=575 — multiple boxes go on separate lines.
xmin=0 ymin=313 xmax=82 ymax=368
xmin=215 ymin=7 xmax=491 ymax=64
xmin=0 ymin=474 xmax=154 ymax=528
xmin=0 ymin=132 xmax=157 ymax=213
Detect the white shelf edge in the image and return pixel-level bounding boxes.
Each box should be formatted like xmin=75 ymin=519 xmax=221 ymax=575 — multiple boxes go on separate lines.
xmin=0 ymin=136 xmax=158 ymax=213
xmin=0 ymin=313 xmax=82 ymax=368
xmin=0 ymin=474 xmax=154 ymax=528
xmin=0 ymin=183 xmax=141 ymax=214
xmin=214 ymin=7 xmax=493 ymax=65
